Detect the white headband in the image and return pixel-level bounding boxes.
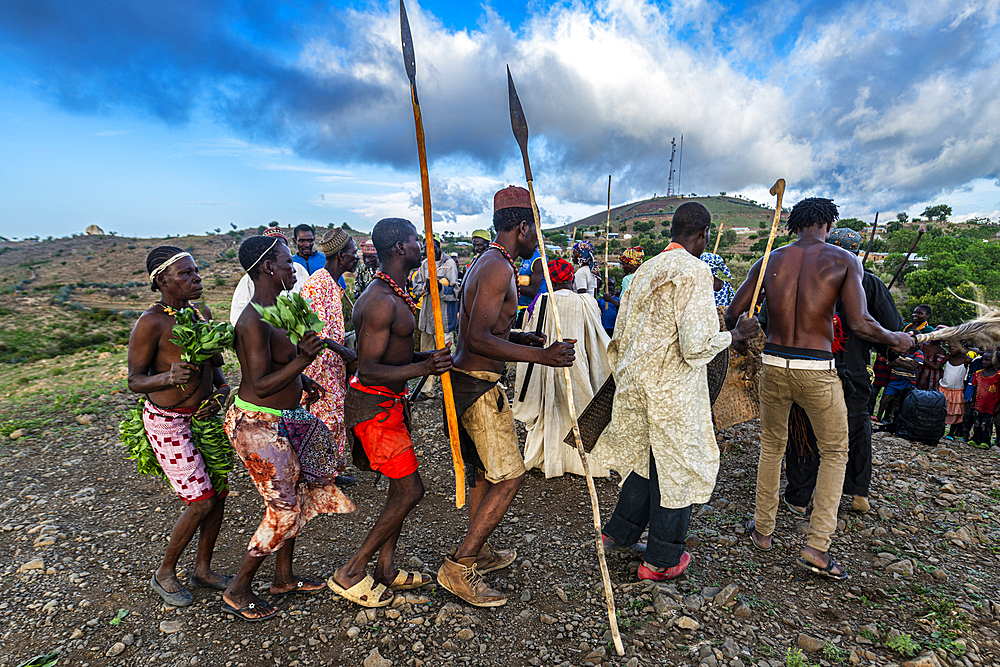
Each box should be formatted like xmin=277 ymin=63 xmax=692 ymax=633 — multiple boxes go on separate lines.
xmin=245 ymin=238 xmax=280 ymax=275
xmin=149 ymin=252 xmax=192 ymax=281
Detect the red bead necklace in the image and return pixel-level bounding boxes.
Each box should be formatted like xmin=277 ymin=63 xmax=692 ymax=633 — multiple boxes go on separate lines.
xmin=375 ymin=270 xmax=419 ymax=316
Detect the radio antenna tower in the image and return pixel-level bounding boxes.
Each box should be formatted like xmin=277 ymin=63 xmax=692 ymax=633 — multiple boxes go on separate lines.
xmin=677 ymin=134 xmax=684 ymax=196
xmin=666 ymin=137 xmax=677 ymax=197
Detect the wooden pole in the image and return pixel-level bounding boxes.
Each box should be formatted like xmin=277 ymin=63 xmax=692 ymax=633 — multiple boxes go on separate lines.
xmin=401 ymin=0 xmax=465 ymax=508
xmin=748 ymin=179 xmax=786 ymax=313
xmin=508 ymin=66 xmax=624 ymax=657
xmin=887 ymin=226 xmax=926 ymax=290
xmin=604 ymin=175 xmax=611 ymax=285
xmin=712 ymin=220 xmax=725 ymax=254
xmin=861 ymin=212 xmax=879 ymax=265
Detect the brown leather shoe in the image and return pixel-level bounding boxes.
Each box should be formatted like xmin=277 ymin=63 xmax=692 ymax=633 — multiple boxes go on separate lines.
xmin=436 ymin=557 xmax=507 ymax=608
xmin=476 ymin=542 xmax=516 ymax=574
xmin=852 ymin=495 xmax=871 ymax=513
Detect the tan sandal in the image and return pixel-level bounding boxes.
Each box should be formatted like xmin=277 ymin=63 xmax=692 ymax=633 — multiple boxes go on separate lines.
xmin=327 ymin=574 xmax=393 ymax=608
xmin=388 ymin=569 xmax=432 ymax=591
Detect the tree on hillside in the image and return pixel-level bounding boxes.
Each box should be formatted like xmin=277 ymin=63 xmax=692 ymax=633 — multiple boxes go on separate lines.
xmin=896 ymin=213 xmax=909 ymax=224
xmin=716 ymin=229 xmax=738 ymax=251
xmin=837 ymin=218 xmax=866 ymax=232
xmin=269 ymin=221 xmax=279 ymax=227
xmin=921 ymin=204 xmax=952 ymax=222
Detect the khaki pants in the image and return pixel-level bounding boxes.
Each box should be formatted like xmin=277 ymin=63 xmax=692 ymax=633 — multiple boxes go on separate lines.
xmin=756 ymin=361 xmax=848 ymax=552
xmin=418 ymin=330 xmax=454 ymax=396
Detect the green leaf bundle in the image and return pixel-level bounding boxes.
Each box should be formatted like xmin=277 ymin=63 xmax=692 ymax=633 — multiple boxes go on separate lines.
xmin=168 ymin=308 xmax=235 ymax=364
xmin=118 ymin=399 xmax=234 ymax=493
xmin=251 ymin=292 xmax=325 ymax=344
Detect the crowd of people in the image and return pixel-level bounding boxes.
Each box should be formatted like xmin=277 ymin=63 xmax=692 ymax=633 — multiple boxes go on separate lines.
xmin=125 ymin=189 xmax=995 ymax=622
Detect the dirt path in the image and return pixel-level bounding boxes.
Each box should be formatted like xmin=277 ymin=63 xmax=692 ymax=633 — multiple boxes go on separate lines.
xmin=2 ymin=389 xmax=999 ymax=667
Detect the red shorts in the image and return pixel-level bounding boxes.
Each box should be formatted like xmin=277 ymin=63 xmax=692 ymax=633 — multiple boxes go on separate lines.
xmin=350 ymin=378 xmax=418 ymax=480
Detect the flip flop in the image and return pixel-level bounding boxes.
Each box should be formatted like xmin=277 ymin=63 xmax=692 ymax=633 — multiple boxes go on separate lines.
xmin=796 ymin=556 xmax=849 ymax=581
xmin=746 ymin=519 xmax=772 ymax=551
xmin=150 ymin=574 xmax=194 ymax=607
xmin=270 ymin=578 xmax=327 ymax=597
xmin=221 ymin=600 xmax=279 ymax=622
xmin=602 ymin=534 xmax=647 ymax=555
xmin=387 ymin=570 xmax=433 ymax=591
xmin=637 ymin=552 xmax=691 ymax=581
xmin=189 ymin=574 xmax=234 ymax=591
xmin=327 ymin=573 xmax=393 ymax=608
xmin=783 ymin=498 xmax=807 ymax=516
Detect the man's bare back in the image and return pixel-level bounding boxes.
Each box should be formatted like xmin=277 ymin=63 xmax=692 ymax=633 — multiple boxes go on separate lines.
xmin=455 ymin=251 xmax=520 ymax=374
xmin=729 ymin=229 xmax=911 ymax=354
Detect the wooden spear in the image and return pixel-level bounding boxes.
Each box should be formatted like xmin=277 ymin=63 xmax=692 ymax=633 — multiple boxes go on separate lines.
xmin=712 ymin=220 xmax=725 ymax=254
xmin=748 ymin=179 xmax=786 ymax=313
xmin=508 ymin=66 xmax=624 ymax=657
xmin=861 ymin=212 xmax=879 ymax=265
xmin=887 ymin=225 xmax=926 ymax=290
xmin=604 ymin=175 xmax=611 ymax=285
xmin=400 ymin=0 xmax=465 ymax=508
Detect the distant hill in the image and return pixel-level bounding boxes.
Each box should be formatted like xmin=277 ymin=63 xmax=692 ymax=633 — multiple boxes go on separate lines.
xmin=549 ymin=195 xmax=787 ymax=235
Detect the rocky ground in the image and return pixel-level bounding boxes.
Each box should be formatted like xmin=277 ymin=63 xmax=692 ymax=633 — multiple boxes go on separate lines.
xmin=2 ymin=378 xmax=1000 ymax=667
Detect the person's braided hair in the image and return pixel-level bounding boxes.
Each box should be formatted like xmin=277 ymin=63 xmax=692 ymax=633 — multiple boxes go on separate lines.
xmin=146 ymin=245 xmax=185 ymax=292
xmin=239 ymin=236 xmax=280 ymax=280
xmin=786 ymin=198 xmax=839 ymax=234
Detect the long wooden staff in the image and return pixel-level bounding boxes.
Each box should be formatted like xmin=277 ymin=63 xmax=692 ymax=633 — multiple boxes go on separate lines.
xmin=887 ymin=225 xmax=926 ymax=290
xmin=400 ymin=0 xmax=465 ymax=508
xmin=748 ymin=179 xmax=786 ymax=313
xmin=861 ymin=212 xmax=879 ymax=264
xmin=508 ymin=66 xmax=624 ymax=657
xmin=604 ymin=175 xmax=611 ymax=285
xmin=712 ymin=220 xmax=725 ymax=254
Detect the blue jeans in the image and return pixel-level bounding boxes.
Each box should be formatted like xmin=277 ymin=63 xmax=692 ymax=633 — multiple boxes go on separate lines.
xmin=601 ymin=453 xmax=691 ymax=569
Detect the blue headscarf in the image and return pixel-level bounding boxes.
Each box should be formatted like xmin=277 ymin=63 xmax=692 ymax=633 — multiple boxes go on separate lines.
xmin=573 ymin=240 xmax=596 ymax=271
xmin=700 ymin=252 xmax=735 ymax=308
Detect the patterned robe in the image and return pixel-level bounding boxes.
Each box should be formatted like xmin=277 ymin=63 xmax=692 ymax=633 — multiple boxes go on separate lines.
xmin=299 ymin=268 xmax=348 ymax=469
xmin=591 ymin=247 xmax=732 ymax=509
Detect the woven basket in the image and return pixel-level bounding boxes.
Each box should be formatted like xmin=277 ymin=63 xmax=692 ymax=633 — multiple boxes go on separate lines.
xmin=564 ymin=374 xmax=616 ymax=453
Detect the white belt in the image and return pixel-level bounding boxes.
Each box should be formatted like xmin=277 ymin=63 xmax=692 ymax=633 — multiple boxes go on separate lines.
xmin=762 ymin=354 xmax=835 ymax=371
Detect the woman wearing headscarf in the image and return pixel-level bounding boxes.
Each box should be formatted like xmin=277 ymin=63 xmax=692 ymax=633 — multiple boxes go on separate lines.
xmin=619 ymin=247 xmax=644 ymax=296
xmin=699 ymin=252 xmax=735 ymax=308
xmin=572 ymin=240 xmax=599 ymax=297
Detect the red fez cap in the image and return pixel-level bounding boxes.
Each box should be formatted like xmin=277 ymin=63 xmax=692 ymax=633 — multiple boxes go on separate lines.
xmin=494 ymin=185 xmax=531 ymax=212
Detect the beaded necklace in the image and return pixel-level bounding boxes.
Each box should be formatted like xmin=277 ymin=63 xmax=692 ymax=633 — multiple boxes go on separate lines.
xmin=155 ymin=301 xmax=204 ymax=321
xmin=375 ymin=271 xmax=419 ymax=316
xmin=488 ymin=242 xmax=520 ymax=297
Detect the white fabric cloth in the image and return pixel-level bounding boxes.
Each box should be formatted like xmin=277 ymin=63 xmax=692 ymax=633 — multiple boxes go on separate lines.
xmin=591 ymin=247 xmax=732 ymax=509
xmin=228 ymin=263 xmax=309 ymax=326
xmin=574 ymin=265 xmax=598 ymax=297
xmin=412 ymin=254 xmax=459 ymax=335
xmin=513 ymin=290 xmax=611 ymax=478
xmin=940 ymin=360 xmax=967 ymax=390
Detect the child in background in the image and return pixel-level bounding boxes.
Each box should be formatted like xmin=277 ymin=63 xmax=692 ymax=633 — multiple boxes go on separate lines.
xmin=969 ymin=350 xmax=999 ymax=448
xmin=939 ymin=342 xmax=969 ymax=440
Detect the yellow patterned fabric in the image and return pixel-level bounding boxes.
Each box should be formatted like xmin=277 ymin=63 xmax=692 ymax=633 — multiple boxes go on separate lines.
xmin=591 ymin=247 xmax=732 ymax=509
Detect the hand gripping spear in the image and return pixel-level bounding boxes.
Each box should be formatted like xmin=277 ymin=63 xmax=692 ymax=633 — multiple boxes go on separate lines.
xmin=748 ymin=179 xmax=786 ymax=313
xmin=400 ymin=0 xmax=465 ymax=508
xmin=508 ymin=66 xmax=624 ymax=657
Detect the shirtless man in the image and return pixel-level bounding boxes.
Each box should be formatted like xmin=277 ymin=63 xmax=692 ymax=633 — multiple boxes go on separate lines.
xmin=327 ymin=218 xmax=452 ymax=608
xmin=127 ymin=247 xmax=232 ymax=606
xmin=437 ymin=185 xmax=575 ymax=607
xmin=727 ymin=198 xmax=912 ymax=580
xmin=222 ymin=236 xmax=354 ymax=621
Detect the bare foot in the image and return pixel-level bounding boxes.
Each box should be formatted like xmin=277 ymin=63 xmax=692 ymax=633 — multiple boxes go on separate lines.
xmin=269 ymin=575 xmax=326 ymax=595
xmin=222 ymin=592 xmax=279 ymax=620
xmin=192 ymin=569 xmax=230 ymax=586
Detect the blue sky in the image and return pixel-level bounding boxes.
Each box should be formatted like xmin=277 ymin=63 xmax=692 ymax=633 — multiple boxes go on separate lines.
xmin=1 ymin=0 xmax=998 ymax=239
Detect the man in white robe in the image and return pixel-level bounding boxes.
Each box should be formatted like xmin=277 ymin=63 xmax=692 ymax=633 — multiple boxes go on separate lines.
xmin=591 ymin=202 xmax=759 ymax=581
xmin=513 ymin=259 xmax=611 ymax=478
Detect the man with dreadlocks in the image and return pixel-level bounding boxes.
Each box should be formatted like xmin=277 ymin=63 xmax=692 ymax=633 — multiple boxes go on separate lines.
xmin=127 ymin=247 xmax=233 ymax=606
xmin=773 ymin=228 xmax=903 ymax=517
xmin=439 ymin=185 xmax=575 ymax=607
xmin=329 ymin=218 xmax=452 ymax=608
xmin=222 ymin=236 xmax=355 ymax=621
xmin=728 ymin=198 xmax=912 ymax=580
xmin=572 ymin=240 xmax=599 ymax=297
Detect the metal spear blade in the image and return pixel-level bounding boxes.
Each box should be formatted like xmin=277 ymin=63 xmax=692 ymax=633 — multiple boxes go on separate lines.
xmin=507 ymin=65 xmax=532 ymax=182
xmin=400 ymin=0 xmax=418 ymax=103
